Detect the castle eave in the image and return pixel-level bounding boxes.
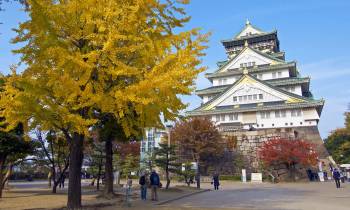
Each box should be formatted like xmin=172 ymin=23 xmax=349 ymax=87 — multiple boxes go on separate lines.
xmin=187 ymin=100 xmax=324 ymax=116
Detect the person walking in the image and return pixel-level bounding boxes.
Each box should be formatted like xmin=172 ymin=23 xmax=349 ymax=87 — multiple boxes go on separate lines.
xmin=150 ymin=170 xmax=160 ymax=201
xmin=333 ymin=168 xmax=341 ymax=188
xmin=61 ymin=174 xmax=66 ymax=188
xmin=212 ymin=173 xmax=220 ymax=190
xmin=139 ymin=172 xmax=147 ymax=200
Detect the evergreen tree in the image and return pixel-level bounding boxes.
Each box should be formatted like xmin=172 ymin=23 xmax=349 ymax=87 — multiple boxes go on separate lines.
xmin=324 ymin=111 xmax=350 ymax=164
xmin=154 ymin=143 xmax=181 ymax=189
xmin=181 ymin=162 xmax=195 ymax=187
xmin=120 ymin=154 xmax=139 ymax=180
xmin=85 ymin=141 xmax=105 ymax=191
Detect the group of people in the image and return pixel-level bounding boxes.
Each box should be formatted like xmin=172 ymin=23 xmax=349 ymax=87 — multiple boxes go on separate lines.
xmin=138 ymin=170 xmax=161 ymax=201
xmin=137 ymin=171 xmax=221 ymax=201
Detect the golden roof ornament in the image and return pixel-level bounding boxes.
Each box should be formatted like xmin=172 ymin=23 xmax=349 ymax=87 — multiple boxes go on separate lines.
xmin=245 ymin=19 xmax=250 ymax=25
xmin=243 ymin=68 xmax=248 ymax=74
xmin=244 ymin=40 xmax=249 ymax=47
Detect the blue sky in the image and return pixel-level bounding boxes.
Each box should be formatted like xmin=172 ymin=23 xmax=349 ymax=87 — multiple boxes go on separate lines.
xmin=1 ymin=0 xmax=349 ymax=138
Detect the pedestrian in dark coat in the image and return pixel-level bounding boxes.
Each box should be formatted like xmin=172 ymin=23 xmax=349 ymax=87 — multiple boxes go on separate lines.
xmin=333 ymin=168 xmax=341 ymax=188
xmin=139 ymin=172 xmax=147 ymax=200
xmin=150 ymin=170 xmax=160 ymax=201
xmin=212 ymin=173 xmax=220 ymax=190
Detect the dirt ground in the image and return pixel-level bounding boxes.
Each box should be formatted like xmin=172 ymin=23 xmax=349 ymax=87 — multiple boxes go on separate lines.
xmin=0 ymin=182 xmax=203 ymax=210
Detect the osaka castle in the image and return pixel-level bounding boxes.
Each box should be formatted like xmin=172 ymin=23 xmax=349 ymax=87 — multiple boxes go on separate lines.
xmin=188 ymin=20 xmax=324 ymax=132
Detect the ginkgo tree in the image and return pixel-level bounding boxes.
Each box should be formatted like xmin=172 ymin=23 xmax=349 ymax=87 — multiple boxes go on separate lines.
xmin=0 ymin=0 xmax=207 ymax=208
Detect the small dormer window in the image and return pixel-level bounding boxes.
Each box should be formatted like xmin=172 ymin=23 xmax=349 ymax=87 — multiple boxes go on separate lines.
xmin=272 ymin=72 xmax=276 ymax=79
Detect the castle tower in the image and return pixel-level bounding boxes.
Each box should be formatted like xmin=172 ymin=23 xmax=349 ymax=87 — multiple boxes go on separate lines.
xmin=187 ymin=21 xmax=328 ymax=167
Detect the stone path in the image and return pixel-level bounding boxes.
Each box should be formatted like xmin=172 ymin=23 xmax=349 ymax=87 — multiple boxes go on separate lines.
xmin=164 ymin=181 xmax=350 ymax=210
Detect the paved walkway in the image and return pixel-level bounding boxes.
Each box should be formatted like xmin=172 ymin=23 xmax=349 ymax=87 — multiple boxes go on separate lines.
xmin=164 ymin=181 xmax=350 ymax=210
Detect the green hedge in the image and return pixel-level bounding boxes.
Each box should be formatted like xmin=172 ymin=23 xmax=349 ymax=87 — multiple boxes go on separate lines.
xmin=219 ymin=175 xmax=242 ymax=181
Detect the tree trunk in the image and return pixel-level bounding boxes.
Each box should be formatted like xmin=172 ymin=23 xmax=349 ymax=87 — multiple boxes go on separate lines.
xmin=196 ymin=160 xmax=200 ymax=189
xmin=165 ymin=154 xmax=170 ymax=189
xmin=3 ymin=163 xmax=13 ymax=189
xmin=165 ymin=169 xmax=170 ymax=189
xmin=48 ymin=171 xmax=52 ymax=188
xmin=0 ymin=155 xmax=7 ymax=198
xmin=67 ymin=133 xmax=84 ymax=210
xmin=51 ymin=168 xmax=57 ymax=193
xmin=97 ymin=163 xmax=102 ymax=191
xmin=52 ymin=180 xmax=59 ymax=193
xmin=103 ymin=138 xmax=114 ymax=196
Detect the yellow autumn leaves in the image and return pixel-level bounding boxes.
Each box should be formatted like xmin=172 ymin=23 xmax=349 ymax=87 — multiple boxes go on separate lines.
xmin=0 ymin=0 xmax=208 ymax=137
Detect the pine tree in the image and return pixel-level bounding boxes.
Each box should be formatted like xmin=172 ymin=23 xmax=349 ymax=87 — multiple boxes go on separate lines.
xmin=154 ymin=143 xmax=181 ymax=189
xmin=0 ymin=0 xmax=207 ymax=208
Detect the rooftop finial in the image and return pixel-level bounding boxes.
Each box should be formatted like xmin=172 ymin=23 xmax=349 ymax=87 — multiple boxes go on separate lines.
xmin=243 ymin=68 xmax=249 ymax=75
xmin=244 ymin=40 xmax=249 ymax=47
xmin=245 ymin=18 xmax=250 ymax=25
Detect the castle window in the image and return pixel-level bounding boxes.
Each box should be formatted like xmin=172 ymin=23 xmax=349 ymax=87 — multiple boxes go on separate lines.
xmin=275 ymin=110 xmax=286 ymax=118
xmin=248 ymin=95 xmax=252 ymax=100
xmin=221 ymin=115 xmax=225 ymax=121
xmin=291 ymin=109 xmax=302 ymax=117
xmin=278 ymin=71 xmax=282 ymax=77
xmin=275 ymin=111 xmax=280 ymax=118
xmin=243 ymin=95 xmax=248 ymax=101
xmin=272 ymin=72 xmax=276 ymax=79
xmin=234 ymin=113 xmax=238 ymax=120
xmin=233 ymin=96 xmax=237 ymax=102
xmin=239 ymin=96 xmax=243 ymax=101
xmin=285 ymin=123 xmax=288 ymax=126
xmin=218 ymin=79 xmax=222 ymax=85
xmin=253 ymin=94 xmax=257 ymax=100
xmin=260 ymin=111 xmax=270 ymax=119
xmin=259 ymin=94 xmax=263 ymax=100
xmin=223 ymin=78 xmax=227 ymax=85
xmin=281 ymin=110 xmax=286 ymax=117
xmin=300 ymin=122 xmax=303 ymax=125
xmin=272 ymin=124 xmax=275 ymax=126
xmin=229 ymin=114 xmax=233 ymax=121
xmin=290 ymin=122 xmax=293 ymax=126
xmin=216 ymin=115 xmax=220 ymax=122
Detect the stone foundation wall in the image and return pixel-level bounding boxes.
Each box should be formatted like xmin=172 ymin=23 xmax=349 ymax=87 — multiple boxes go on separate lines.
xmin=222 ymin=126 xmax=329 ymax=173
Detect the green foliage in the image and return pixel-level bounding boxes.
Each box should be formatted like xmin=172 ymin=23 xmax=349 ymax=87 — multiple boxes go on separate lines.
xmin=180 ymin=161 xmax=195 ymax=186
xmin=86 ymin=141 xmax=105 ymax=177
xmin=154 ymin=143 xmax=181 ymax=174
xmin=0 ymin=127 xmax=32 ymax=160
xmin=120 ymin=154 xmax=139 ymax=179
xmin=219 ymin=175 xmax=241 ymax=181
xmin=324 ymin=111 xmax=350 ymax=164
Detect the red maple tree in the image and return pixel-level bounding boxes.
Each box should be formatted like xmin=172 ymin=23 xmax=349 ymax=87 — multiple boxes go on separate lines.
xmin=258 ymin=138 xmax=318 ymax=181
xmin=115 ymin=141 xmax=140 ymax=160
